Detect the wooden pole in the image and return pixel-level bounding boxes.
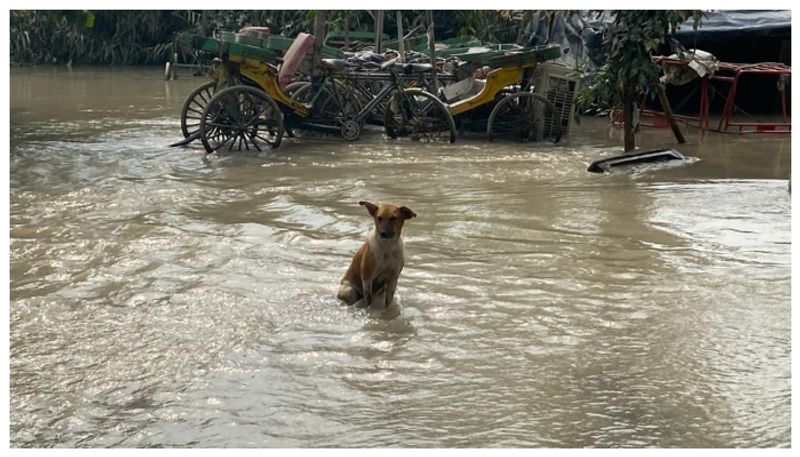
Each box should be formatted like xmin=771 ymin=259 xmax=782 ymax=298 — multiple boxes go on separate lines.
xmin=344 ymin=12 xmax=350 ymax=51
xmin=654 ymin=83 xmax=687 ymax=144
xmin=374 ymin=10 xmax=384 ymax=53
xmin=396 ymin=11 xmax=405 ymax=62
xmin=312 ymin=11 xmax=328 ymax=78
xmin=426 ymin=10 xmax=438 ymax=94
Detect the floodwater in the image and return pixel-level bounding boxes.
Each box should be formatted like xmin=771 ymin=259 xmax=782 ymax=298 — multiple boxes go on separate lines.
xmin=9 ymin=67 xmax=791 ymax=447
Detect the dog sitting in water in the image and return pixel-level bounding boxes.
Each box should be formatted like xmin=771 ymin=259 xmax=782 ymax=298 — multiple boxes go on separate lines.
xmin=337 ymin=201 xmax=416 ymax=309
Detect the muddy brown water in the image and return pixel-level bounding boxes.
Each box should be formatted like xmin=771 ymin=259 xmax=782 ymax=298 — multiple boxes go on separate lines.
xmin=9 ymin=66 xmax=791 ymax=447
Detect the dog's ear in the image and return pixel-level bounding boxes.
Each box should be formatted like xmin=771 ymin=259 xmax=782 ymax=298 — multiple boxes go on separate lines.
xmin=399 ymin=206 xmax=417 ymax=220
xmin=358 ymin=201 xmax=378 ymax=217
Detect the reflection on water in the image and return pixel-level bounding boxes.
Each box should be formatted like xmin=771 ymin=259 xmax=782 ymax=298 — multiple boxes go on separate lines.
xmin=9 ymin=67 xmax=791 ymax=447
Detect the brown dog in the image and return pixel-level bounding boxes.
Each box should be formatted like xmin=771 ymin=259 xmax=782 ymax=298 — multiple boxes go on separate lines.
xmin=337 ymin=201 xmax=416 ymax=308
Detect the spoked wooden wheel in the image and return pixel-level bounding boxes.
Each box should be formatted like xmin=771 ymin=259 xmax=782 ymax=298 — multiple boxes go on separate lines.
xmin=384 ymin=88 xmax=456 ymax=143
xmin=487 ymin=92 xmax=561 ymax=143
xmin=199 ymin=85 xmax=284 ymax=153
xmin=180 ymin=81 xmax=217 ymax=139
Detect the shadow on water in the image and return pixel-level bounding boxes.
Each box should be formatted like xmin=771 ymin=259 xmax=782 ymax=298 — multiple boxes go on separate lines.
xmin=9 ymin=66 xmax=791 ymax=448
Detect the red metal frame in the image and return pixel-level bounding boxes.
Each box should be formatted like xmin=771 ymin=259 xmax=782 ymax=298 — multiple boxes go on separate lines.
xmin=638 ymin=56 xmax=712 ymax=130
xmin=711 ymin=61 xmax=790 ymax=133
xmin=634 ymin=56 xmax=791 ymax=134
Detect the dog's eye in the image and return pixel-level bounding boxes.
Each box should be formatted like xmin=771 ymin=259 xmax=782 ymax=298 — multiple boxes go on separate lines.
xmin=377 ymin=217 xmax=383 ymax=222
xmin=390 ymin=217 xmax=397 ymax=221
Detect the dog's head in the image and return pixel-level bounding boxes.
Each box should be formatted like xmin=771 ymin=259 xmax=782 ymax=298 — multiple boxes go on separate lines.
xmin=359 ymin=201 xmax=416 ymax=240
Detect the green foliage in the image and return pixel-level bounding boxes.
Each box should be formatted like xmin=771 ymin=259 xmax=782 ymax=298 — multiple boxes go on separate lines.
xmin=60 ymin=10 xmax=95 ymax=28
xmin=10 ymin=10 xmax=342 ymax=65
xmin=201 ymin=11 xmax=308 ymax=36
xmin=11 ymin=10 xmax=185 ymax=65
xmin=575 ymin=10 xmax=702 ymax=114
xmin=10 ymin=10 xmax=535 ymax=66
xmin=441 ymin=11 xmax=519 ymax=43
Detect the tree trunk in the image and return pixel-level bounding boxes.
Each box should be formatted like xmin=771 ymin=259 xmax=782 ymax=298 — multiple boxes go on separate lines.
xmin=623 ymin=85 xmax=636 ymax=152
xmin=200 ymin=11 xmax=208 ymax=36
xmin=516 ymin=11 xmax=533 ymax=45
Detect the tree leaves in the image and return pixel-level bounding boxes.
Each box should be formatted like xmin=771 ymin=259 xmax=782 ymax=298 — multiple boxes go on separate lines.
xmin=575 ymin=10 xmax=701 ymax=114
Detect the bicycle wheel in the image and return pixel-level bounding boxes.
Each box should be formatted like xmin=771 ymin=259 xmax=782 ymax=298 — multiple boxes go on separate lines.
xmin=292 ymin=81 xmax=362 ymax=118
xmin=487 ymin=92 xmax=561 ymax=143
xmin=180 ymin=81 xmax=217 ymax=139
xmin=384 ymin=88 xmax=456 ymax=143
xmin=291 ymin=80 xmax=363 ymax=139
xmin=284 ymin=80 xmax=309 ymax=98
xmin=199 ymin=85 xmax=284 ymax=153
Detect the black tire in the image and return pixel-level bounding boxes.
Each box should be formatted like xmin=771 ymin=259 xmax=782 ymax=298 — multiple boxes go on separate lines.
xmin=384 ymin=88 xmax=456 ymax=143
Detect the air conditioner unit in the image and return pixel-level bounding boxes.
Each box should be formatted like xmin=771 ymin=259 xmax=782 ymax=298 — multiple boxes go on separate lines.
xmin=533 ymin=63 xmax=581 ymax=139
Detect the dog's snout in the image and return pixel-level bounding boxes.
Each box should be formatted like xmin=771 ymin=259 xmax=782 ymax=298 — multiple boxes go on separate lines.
xmin=380 ymin=229 xmax=393 ymax=239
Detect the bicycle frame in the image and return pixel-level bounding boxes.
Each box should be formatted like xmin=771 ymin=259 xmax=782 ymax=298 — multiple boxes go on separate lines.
xmin=350 ymin=68 xmax=408 ymax=125
xmin=306 ymin=64 xmax=414 ymax=126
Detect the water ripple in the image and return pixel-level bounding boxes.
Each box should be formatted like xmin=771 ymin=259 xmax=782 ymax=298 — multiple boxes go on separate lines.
xmin=9 ymin=67 xmax=791 ymax=448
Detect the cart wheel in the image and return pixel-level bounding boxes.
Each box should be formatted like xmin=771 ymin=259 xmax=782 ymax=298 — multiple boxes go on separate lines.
xmin=180 ymin=81 xmax=217 ymax=139
xmin=199 ymin=85 xmax=284 ymax=153
xmin=384 ymin=88 xmax=456 ymax=143
xmin=487 ymin=92 xmax=561 ymax=143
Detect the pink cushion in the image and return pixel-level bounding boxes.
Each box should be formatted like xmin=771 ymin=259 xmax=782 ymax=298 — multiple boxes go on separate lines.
xmin=279 ymin=33 xmax=314 ymax=89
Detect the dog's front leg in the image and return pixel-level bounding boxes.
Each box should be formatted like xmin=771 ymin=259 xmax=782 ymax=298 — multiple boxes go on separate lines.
xmin=385 ymin=279 xmax=398 ymax=307
xmin=359 ymin=278 xmax=373 ymax=308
